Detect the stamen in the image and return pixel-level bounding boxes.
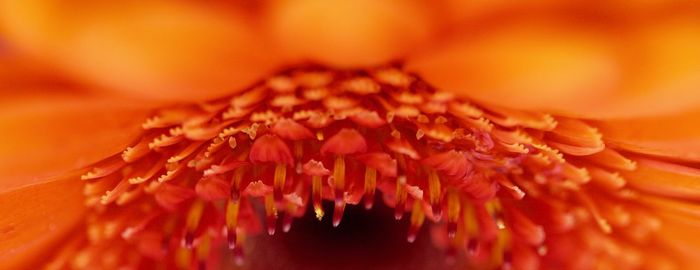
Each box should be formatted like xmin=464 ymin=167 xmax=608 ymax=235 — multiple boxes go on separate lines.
xmin=184 ymin=200 xmax=205 ymax=249
xmin=273 ymin=163 xmax=287 ymax=202
xmin=195 ymin=234 xmax=211 ymax=270
xmin=463 ymin=203 xmax=480 ymax=256
xmin=428 ymin=170 xmax=442 ymax=220
xmin=264 ymin=193 xmax=277 ymax=235
xmin=395 ymin=175 xmax=408 ymax=220
xmin=294 ymin=141 xmax=303 ymax=174
xmin=407 ymin=200 xmax=425 ymax=243
xmin=303 ymin=159 xmax=330 ymax=221
xmin=175 ymin=246 xmax=192 ymax=270
xmin=282 ymin=211 xmax=294 ymax=233
xmin=363 ymin=167 xmax=377 ymax=210
xmin=447 ymin=189 xmax=461 ymax=239
xmin=487 ymin=200 xmax=507 ymax=230
xmin=312 ymin=175 xmax=324 ymax=220
xmin=332 ymin=155 xmax=346 ymax=227
xmin=225 ymin=199 xmax=240 ymax=249
xmin=333 ymin=199 xmax=346 ymax=228
xmin=231 ymin=167 xmax=244 ymax=196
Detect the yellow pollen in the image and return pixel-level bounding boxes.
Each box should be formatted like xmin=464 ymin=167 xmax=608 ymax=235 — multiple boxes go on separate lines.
xmin=487 ymin=200 xmax=506 ymax=230
xmin=312 ymin=175 xmax=324 ymax=220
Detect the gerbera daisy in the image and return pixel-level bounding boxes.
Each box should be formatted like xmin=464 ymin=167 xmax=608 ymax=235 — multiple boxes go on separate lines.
xmin=1 ymin=1 xmax=699 ymax=269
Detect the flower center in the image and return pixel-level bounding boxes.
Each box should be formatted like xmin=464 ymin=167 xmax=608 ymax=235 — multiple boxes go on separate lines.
xmin=66 ymin=66 xmax=653 ymax=269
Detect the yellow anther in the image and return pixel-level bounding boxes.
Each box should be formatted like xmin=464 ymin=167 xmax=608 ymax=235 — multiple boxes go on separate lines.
xmin=312 ymin=175 xmax=324 ymax=220
xmin=186 ymin=200 xmax=205 ymax=234
xmin=364 ymin=167 xmax=377 ymax=195
xmin=274 ymin=163 xmax=287 ymax=200
xmin=447 ymin=189 xmax=461 ymax=223
xmin=333 ymin=156 xmax=346 ymax=191
xmin=196 ymin=234 xmax=211 ymax=261
xmin=463 ymin=203 xmax=479 ymax=236
xmin=428 ymin=170 xmax=441 ymax=206
xmin=226 ymin=199 xmax=240 ymax=231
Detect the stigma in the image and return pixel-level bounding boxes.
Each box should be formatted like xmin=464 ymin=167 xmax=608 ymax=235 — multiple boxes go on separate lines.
xmin=67 ymin=66 xmax=664 ymax=269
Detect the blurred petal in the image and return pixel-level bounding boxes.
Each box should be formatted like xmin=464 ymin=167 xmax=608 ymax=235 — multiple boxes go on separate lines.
xmin=406 ymin=20 xmax=619 ymax=116
xmin=0 ymin=174 xmax=84 ymax=270
xmin=407 ymin=14 xmax=700 ymax=119
xmin=656 ymin=217 xmax=700 ymax=268
xmin=436 ymin=0 xmax=575 ymax=26
xmin=0 ymin=51 xmax=80 ymax=96
xmin=622 ymin=158 xmax=700 ymax=200
xmin=0 ymin=1 xmax=282 ymax=102
xmin=595 ymin=110 xmax=700 ymax=162
xmin=435 ymin=0 xmax=699 ymax=26
xmin=266 ymin=0 xmax=435 ymax=67
xmin=0 ymin=93 xmax=151 ymax=191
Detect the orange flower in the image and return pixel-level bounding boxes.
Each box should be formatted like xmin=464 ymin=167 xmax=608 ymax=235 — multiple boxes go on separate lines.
xmin=2 ymin=1 xmax=700 ymax=269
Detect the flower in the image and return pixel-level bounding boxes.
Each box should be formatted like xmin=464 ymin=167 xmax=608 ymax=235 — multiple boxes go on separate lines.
xmin=1 ymin=1 xmax=700 ymax=269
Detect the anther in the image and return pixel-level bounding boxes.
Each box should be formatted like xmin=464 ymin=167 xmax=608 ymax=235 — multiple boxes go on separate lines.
xmin=196 ymin=234 xmax=211 ymax=270
xmin=395 ymin=175 xmax=408 ymax=220
xmin=363 ymin=167 xmax=377 ymax=210
xmin=264 ymin=193 xmax=277 ymax=235
xmin=332 ymin=155 xmax=346 ymax=227
xmin=184 ymin=200 xmax=205 ymax=249
xmin=225 ymin=199 xmax=240 ymax=249
xmin=230 ymin=167 xmax=245 ymax=202
xmin=428 ymin=170 xmax=442 ymax=221
xmin=407 ymin=200 xmax=425 ymax=243
xmin=312 ymin=175 xmax=324 ymax=220
xmin=446 ymin=189 xmax=461 ymax=239
xmin=273 ymin=163 xmax=287 ymax=202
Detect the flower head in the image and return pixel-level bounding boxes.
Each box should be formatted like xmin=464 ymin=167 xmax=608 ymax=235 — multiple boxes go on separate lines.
xmin=1 ymin=1 xmax=700 ymax=270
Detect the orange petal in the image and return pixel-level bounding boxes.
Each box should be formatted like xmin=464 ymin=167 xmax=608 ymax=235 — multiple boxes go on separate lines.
xmin=0 ymin=93 xmax=151 ymax=191
xmin=406 ymin=20 xmax=619 ymax=116
xmin=265 ymin=0 xmax=435 ymax=67
xmin=0 ymin=1 xmax=282 ymax=102
xmin=621 ymin=158 xmax=700 ymax=200
xmin=595 ymin=109 xmax=700 ymax=162
xmin=435 ymin=0 xmax=699 ymax=27
xmin=407 ymin=15 xmax=700 ymax=119
xmin=0 ymin=173 xmax=85 ymax=270
xmin=0 ymin=51 xmax=80 ymax=96
xmin=655 ymin=219 xmax=700 ymax=268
